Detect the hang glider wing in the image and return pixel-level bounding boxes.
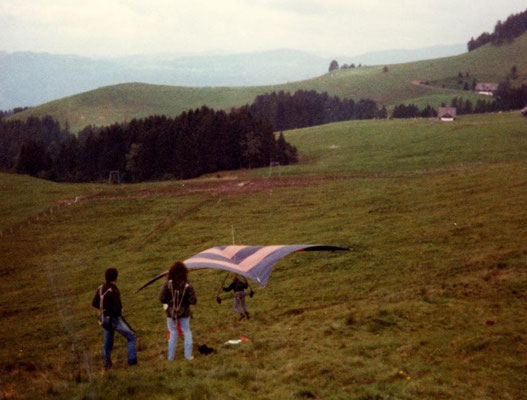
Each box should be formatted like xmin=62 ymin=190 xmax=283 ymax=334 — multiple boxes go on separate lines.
xmin=137 ymin=244 xmax=347 ymax=291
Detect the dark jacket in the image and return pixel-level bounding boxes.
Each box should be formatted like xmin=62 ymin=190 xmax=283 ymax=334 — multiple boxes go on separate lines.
xmin=159 ymin=280 xmax=197 ymax=319
xmin=223 ymin=279 xmax=248 ymax=293
xmin=92 ymin=282 xmax=122 ymax=318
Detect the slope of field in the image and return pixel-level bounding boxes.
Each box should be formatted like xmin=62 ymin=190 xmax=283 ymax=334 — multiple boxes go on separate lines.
xmin=11 ymin=33 xmax=527 ymax=132
xmin=278 ymin=112 xmax=527 ymax=175
xmin=1 ymin=112 xmax=526 ymax=399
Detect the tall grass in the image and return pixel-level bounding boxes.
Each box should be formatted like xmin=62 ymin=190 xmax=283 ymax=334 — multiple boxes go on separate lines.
xmin=1 ymin=113 xmax=527 ymax=399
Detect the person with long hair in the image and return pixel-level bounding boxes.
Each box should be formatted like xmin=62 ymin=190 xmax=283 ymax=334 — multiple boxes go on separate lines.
xmin=159 ymin=261 xmax=197 ymax=361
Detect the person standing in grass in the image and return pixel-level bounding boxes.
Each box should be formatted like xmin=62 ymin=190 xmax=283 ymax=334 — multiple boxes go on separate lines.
xmin=223 ymin=275 xmax=250 ymax=320
xmin=160 ymin=261 xmax=197 ymax=361
xmin=92 ymin=267 xmax=137 ymax=369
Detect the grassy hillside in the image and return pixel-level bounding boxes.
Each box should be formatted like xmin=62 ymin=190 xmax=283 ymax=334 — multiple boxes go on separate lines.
xmin=1 ymin=112 xmax=526 ymax=399
xmin=11 ymin=34 xmax=527 ymax=132
xmin=278 ymin=112 xmax=527 ymax=175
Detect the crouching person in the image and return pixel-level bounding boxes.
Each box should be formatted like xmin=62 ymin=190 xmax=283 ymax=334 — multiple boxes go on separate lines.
xmin=223 ymin=275 xmax=250 ymax=320
xmin=92 ymin=267 xmax=137 ymax=369
xmin=160 ymin=261 xmax=197 ymax=361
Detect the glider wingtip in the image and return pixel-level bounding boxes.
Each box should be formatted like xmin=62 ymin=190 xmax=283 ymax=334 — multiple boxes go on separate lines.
xmin=136 ymin=284 xmax=148 ymax=293
xmin=136 ymin=270 xmax=168 ymax=292
xmin=328 ymin=245 xmax=350 ymax=251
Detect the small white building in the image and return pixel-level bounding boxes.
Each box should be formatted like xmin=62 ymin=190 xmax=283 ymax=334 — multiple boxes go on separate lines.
xmin=438 ymin=107 xmax=457 ymax=122
xmin=475 ymin=82 xmax=499 ymax=96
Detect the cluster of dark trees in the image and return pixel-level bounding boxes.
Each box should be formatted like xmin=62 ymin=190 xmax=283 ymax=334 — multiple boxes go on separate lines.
xmin=446 ymin=97 xmax=501 ymax=115
xmin=391 ymin=82 xmax=527 ymax=119
xmin=456 ymin=82 xmax=527 ymax=113
xmin=493 ymin=81 xmax=527 ymax=110
xmin=450 ymin=82 xmax=527 ymax=114
xmin=0 ymin=107 xmax=28 ymax=119
xmin=3 ymin=80 xmax=525 ymax=183
xmin=328 ymin=60 xmax=362 ymax=72
xmin=447 ymin=97 xmax=507 ymax=115
xmin=328 ymin=60 xmax=339 ymax=72
xmin=391 ymin=104 xmax=437 ymax=119
xmin=244 ymin=90 xmax=384 ymax=131
xmin=0 ymin=107 xmax=298 ymax=182
xmin=391 ymin=100 xmax=494 ymax=119
xmin=0 ymin=116 xmax=65 ymax=177
xmin=468 ymin=8 xmax=527 ymax=51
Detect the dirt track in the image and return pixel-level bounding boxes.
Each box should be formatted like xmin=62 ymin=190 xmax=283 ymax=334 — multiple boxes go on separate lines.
xmin=76 ymin=164 xmax=481 ymax=203
xmin=410 ymin=79 xmax=462 ymax=92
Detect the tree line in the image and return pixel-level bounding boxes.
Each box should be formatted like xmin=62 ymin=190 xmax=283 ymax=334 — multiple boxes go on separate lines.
xmin=243 ymin=89 xmax=385 ymax=131
xmin=328 ymin=60 xmax=363 ymax=72
xmin=2 ymin=83 xmax=525 ymax=182
xmin=0 ymin=107 xmax=298 ymax=182
xmin=391 ymin=82 xmax=527 ymax=119
xmin=468 ymin=8 xmax=527 ymax=51
xmin=0 ymin=107 xmax=29 ymax=119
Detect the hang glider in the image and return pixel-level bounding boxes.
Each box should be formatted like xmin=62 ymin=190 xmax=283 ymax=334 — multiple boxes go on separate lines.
xmin=137 ymin=244 xmax=347 ymax=291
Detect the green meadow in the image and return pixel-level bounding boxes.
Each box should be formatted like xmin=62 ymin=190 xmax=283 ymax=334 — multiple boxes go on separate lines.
xmin=11 ymin=33 xmax=527 ymax=132
xmin=1 ymin=112 xmax=527 ymax=399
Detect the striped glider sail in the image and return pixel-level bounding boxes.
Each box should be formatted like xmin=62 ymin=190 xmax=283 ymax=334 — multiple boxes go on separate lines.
xmin=137 ymin=244 xmax=347 ymax=291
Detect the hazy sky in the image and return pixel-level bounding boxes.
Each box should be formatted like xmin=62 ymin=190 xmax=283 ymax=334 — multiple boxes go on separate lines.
xmin=1 ymin=0 xmax=526 ymax=57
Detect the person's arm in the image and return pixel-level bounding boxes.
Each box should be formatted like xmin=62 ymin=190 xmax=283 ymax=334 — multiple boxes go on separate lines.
xmin=92 ymin=288 xmax=100 ymax=310
xmin=159 ymin=282 xmax=170 ymax=304
xmin=187 ymin=283 xmax=197 ymax=305
xmin=112 ymin=290 xmax=123 ymax=316
xmin=223 ymin=282 xmax=234 ymax=292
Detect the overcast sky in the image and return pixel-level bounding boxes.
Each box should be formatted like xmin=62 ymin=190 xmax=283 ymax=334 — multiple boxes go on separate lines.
xmin=1 ymin=0 xmax=526 ymax=57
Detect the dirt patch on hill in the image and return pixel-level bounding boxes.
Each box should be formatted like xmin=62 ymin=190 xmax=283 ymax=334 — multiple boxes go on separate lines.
xmin=69 ymin=165 xmax=483 ymax=204
xmin=75 ymin=175 xmax=347 ymax=202
xmin=73 ymin=173 xmax=389 ymax=203
xmin=410 ymin=80 xmax=459 ymax=92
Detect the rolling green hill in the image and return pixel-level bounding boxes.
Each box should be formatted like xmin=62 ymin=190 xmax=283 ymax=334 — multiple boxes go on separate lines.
xmin=1 ymin=112 xmax=527 ymax=399
xmin=11 ymin=33 xmax=527 ymax=132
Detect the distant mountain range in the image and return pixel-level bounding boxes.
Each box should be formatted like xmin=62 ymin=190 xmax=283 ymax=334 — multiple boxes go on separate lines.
xmin=10 ymin=31 xmax=527 ymax=133
xmin=0 ymin=45 xmax=466 ymax=110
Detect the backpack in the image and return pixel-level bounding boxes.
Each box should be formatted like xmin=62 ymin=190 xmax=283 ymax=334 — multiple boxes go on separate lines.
xmin=168 ymin=280 xmax=189 ymax=320
xmin=97 ymin=285 xmax=114 ymax=330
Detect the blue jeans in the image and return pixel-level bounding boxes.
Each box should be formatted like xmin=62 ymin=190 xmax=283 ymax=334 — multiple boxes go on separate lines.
xmin=102 ymin=317 xmax=137 ymax=364
xmin=234 ymin=291 xmax=248 ymax=314
xmin=167 ymin=317 xmax=192 ymax=360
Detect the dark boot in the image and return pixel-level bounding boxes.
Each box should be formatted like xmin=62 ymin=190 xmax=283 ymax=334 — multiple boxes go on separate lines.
xmin=245 ymin=311 xmax=250 ymax=320
xmin=238 ymin=313 xmax=245 ymax=320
